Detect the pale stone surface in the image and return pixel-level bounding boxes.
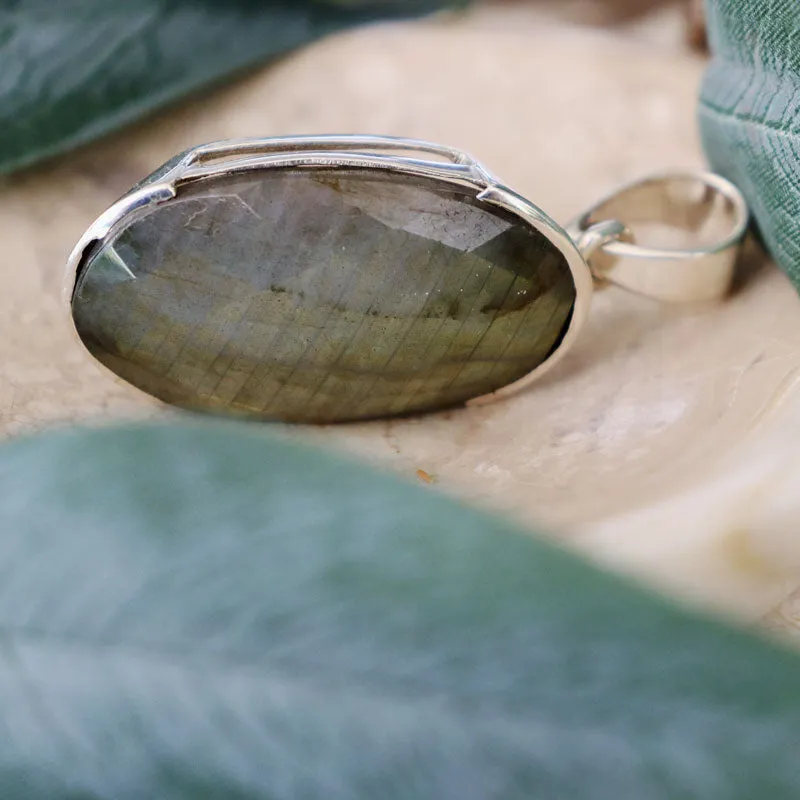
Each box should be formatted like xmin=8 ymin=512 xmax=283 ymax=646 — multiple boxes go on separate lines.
xmin=5 ymin=4 xmax=800 ymax=638
xmin=72 ymin=170 xmax=573 ymax=422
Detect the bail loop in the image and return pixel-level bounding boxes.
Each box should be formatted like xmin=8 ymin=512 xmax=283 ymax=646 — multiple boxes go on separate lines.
xmin=566 ymin=171 xmax=749 ymax=303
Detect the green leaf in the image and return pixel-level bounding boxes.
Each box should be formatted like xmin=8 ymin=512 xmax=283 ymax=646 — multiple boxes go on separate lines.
xmin=1 ymin=421 xmax=800 ymax=798
xmin=0 ymin=0 xmax=456 ymax=175
xmin=699 ymin=0 xmax=800 ymax=289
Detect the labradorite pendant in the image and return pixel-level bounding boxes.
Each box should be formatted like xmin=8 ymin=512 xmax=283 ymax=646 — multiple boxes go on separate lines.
xmin=65 ymin=136 xmax=748 ymax=424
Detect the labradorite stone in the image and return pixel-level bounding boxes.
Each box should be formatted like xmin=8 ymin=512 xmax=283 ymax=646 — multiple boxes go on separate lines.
xmin=72 ymin=170 xmax=575 ymax=423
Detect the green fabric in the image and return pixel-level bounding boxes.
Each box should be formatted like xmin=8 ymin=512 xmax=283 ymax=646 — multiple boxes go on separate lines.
xmin=699 ymin=0 xmax=800 ymax=288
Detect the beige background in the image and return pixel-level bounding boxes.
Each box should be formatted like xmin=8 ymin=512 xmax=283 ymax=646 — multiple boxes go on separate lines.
xmin=5 ymin=2 xmax=800 ymax=640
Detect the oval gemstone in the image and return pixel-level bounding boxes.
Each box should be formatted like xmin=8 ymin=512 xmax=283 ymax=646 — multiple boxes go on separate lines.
xmin=72 ymin=169 xmax=576 ymax=423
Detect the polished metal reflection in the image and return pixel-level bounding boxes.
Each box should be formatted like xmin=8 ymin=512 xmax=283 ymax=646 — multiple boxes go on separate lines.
xmin=568 ymin=171 xmax=749 ymax=303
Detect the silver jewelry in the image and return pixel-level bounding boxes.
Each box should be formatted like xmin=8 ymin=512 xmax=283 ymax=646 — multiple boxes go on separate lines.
xmin=65 ymin=136 xmax=749 ymax=424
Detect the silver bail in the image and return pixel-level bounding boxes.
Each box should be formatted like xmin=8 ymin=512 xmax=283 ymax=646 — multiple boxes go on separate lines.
xmin=566 ymin=171 xmax=750 ymax=303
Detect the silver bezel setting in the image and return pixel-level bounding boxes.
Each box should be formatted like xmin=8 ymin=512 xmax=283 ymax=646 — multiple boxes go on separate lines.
xmin=65 ymin=135 xmax=593 ymax=413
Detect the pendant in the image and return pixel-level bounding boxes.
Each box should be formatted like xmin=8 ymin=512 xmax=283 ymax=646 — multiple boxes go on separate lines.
xmin=65 ymin=136 xmax=748 ymax=424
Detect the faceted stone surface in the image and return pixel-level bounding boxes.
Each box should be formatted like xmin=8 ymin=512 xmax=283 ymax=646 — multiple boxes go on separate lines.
xmin=72 ymin=169 xmax=576 ymax=423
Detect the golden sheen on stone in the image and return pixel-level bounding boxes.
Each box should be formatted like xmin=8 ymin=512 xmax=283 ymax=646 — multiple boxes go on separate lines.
xmin=71 ymin=170 xmax=576 ymax=423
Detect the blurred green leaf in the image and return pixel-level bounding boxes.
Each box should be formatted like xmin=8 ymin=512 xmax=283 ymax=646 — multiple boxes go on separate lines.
xmin=0 ymin=420 xmax=800 ymax=798
xmin=0 ymin=0 xmax=458 ymax=175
